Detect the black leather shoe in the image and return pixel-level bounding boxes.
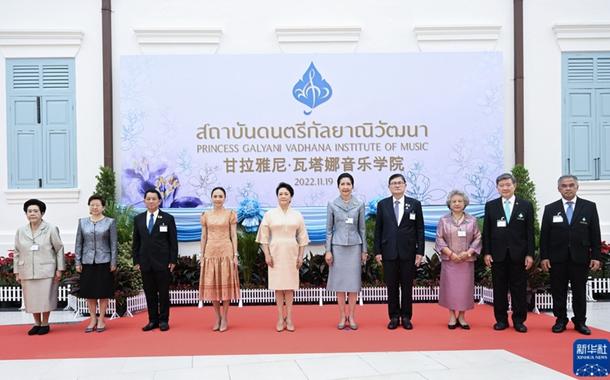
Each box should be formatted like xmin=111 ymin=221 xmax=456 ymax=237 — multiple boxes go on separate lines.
xmin=574 ymin=324 xmax=591 ymax=335
xmin=387 ymin=318 xmax=399 ymax=330
xmin=401 ymin=319 xmax=413 ymax=330
xmin=457 ymin=321 xmax=471 ymax=330
xmin=551 ymin=321 xmax=567 ymax=333
xmin=159 ymin=322 xmax=170 ymax=331
xmin=493 ymin=322 xmax=508 ymax=331
xmin=514 ymin=323 xmax=528 ymax=333
xmin=448 ymin=323 xmax=458 ymax=330
xmin=142 ymin=322 xmax=159 ymax=331
xmin=27 ymin=325 xmax=40 ymax=335
xmin=37 ymin=325 xmax=50 ymax=335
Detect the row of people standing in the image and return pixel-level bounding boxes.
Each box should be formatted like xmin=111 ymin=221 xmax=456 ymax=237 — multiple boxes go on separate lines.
xmin=12 ymin=172 xmax=602 ymax=335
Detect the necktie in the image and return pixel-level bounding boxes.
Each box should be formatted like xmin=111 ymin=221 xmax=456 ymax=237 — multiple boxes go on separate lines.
xmin=503 ymin=200 xmax=511 ymax=221
xmin=394 ymin=200 xmax=400 ymax=224
xmin=147 ymin=213 xmax=155 ymax=234
xmin=566 ymin=201 xmax=574 ymax=224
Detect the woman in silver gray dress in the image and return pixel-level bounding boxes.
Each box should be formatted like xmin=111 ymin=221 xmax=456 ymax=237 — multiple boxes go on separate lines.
xmin=75 ymin=195 xmax=117 ymax=333
xmin=325 ymin=173 xmax=368 ymax=330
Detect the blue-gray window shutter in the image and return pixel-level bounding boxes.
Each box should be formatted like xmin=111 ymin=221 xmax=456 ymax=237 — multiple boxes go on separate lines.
xmin=563 ymin=53 xmax=610 ymax=180
xmin=6 ymin=59 xmax=76 ymax=188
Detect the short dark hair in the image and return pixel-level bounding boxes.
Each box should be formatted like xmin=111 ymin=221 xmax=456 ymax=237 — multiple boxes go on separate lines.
xmin=144 ymin=188 xmax=162 ymax=200
xmin=337 ymin=172 xmax=354 ymax=187
xmin=276 ymin=182 xmax=294 ymax=197
xmin=388 ymin=173 xmax=406 ymax=185
xmin=88 ymin=194 xmax=106 ymax=207
xmin=23 ymin=199 xmax=46 ymax=214
xmin=495 ymin=173 xmax=516 ymax=185
xmin=211 ymin=186 xmax=226 ymax=197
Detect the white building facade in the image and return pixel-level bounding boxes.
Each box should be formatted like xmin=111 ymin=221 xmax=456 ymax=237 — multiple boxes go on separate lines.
xmin=0 ymin=0 xmax=608 ymax=253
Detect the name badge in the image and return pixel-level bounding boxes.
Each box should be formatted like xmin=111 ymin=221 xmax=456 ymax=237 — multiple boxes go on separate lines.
xmin=497 ymin=219 xmax=507 ymax=228
xmin=345 ymin=217 xmax=354 ymax=224
xmin=552 ymin=215 xmax=563 ymax=223
xmin=159 ymin=225 xmax=168 ymax=233
xmin=457 ymin=230 xmax=466 ymax=237
xmin=409 ymin=212 xmax=416 ymax=220
xmin=31 ymin=244 xmax=40 ymax=251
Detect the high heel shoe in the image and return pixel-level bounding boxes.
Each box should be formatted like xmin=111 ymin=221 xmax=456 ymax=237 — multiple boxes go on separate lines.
xmin=85 ymin=318 xmax=97 ymax=333
xmin=212 ymin=319 xmax=221 ymax=331
xmin=348 ymin=316 xmax=358 ymax=330
xmin=285 ymin=318 xmax=295 ymax=332
xmin=276 ymin=319 xmax=285 ymax=332
xmin=337 ymin=317 xmax=346 ymax=330
xmin=219 ymin=318 xmax=228 ymax=332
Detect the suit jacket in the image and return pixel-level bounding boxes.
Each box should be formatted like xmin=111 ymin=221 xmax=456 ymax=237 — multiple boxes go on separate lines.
xmin=132 ymin=210 xmax=178 ymax=272
xmin=75 ymin=217 xmax=118 ymax=267
xmin=325 ymin=197 xmax=366 ymax=252
xmin=540 ymin=197 xmax=601 ymax=264
xmin=13 ymin=221 xmax=66 ymax=280
xmin=374 ymin=196 xmax=425 ymax=260
xmin=482 ymin=196 xmax=535 ymax=263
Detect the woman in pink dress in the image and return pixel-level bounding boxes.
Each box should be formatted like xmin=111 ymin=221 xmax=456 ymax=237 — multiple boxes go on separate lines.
xmin=256 ymin=182 xmax=309 ymax=332
xmin=435 ymin=190 xmax=482 ymax=329
xmin=199 ymin=187 xmax=240 ymax=332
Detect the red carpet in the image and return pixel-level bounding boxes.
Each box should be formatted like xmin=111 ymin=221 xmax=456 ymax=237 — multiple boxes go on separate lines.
xmin=2 ymin=304 xmax=608 ymax=377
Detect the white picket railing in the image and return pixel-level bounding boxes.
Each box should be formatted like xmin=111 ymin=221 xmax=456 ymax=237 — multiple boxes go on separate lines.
xmin=1 ymin=278 xmax=608 ymax=318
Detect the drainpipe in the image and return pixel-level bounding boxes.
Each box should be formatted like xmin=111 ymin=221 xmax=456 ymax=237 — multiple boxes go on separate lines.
xmin=102 ymin=0 xmax=113 ymax=168
xmin=514 ymin=0 xmax=524 ymax=165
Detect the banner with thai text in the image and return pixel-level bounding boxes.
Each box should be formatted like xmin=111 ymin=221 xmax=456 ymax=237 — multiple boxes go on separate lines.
xmin=119 ymin=53 xmax=502 ymax=241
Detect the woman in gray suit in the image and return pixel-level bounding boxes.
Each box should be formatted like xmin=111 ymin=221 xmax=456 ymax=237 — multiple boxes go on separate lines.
xmin=325 ymin=173 xmax=368 ymax=329
xmin=13 ymin=199 xmax=65 ymax=335
xmin=75 ymin=195 xmax=117 ymax=333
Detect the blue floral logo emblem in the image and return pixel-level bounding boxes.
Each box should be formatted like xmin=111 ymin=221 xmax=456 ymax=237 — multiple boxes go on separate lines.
xmin=292 ymin=62 xmax=333 ymax=115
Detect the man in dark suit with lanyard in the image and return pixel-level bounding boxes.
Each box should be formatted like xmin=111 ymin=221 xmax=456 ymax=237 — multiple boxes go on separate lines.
xmin=133 ymin=189 xmax=178 ymax=332
xmin=540 ymin=175 xmax=601 ymax=335
xmin=374 ymin=173 xmax=424 ymax=330
xmin=483 ymin=173 xmax=534 ymax=333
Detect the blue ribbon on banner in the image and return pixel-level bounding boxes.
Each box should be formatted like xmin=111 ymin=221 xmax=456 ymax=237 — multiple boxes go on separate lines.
xmin=135 ymin=205 xmax=485 ymax=244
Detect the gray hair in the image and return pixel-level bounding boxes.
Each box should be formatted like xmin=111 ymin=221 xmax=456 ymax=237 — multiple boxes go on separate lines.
xmin=496 ymin=173 xmax=516 ymax=185
xmin=445 ymin=190 xmax=470 ymax=208
xmin=557 ymin=175 xmax=579 ymax=186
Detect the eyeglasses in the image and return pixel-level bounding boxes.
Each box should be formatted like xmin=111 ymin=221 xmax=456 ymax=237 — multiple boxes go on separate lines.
xmin=389 ymin=181 xmax=405 ymax=186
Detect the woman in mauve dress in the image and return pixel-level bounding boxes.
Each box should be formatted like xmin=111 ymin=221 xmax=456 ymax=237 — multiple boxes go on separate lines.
xmin=435 ymin=190 xmax=482 ymax=330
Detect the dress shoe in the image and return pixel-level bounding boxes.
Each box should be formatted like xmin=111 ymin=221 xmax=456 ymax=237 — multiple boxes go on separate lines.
xmin=401 ymin=318 xmax=413 ymax=330
xmin=457 ymin=321 xmax=471 ymax=330
xmin=337 ymin=317 xmax=346 ymax=330
xmin=574 ymin=323 xmax=591 ymax=335
xmin=493 ymin=322 xmax=508 ymax=330
xmin=347 ymin=317 xmax=358 ymax=330
xmin=387 ymin=318 xmax=400 ymax=330
xmin=514 ymin=323 xmax=528 ymax=333
xmin=448 ymin=323 xmax=458 ymax=330
xmin=37 ymin=325 xmax=50 ymax=335
xmin=142 ymin=322 xmax=159 ymax=331
xmin=27 ymin=325 xmax=41 ymax=336
xmin=159 ymin=322 xmax=170 ymax=331
xmin=551 ymin=321 xmax=567 ymax=333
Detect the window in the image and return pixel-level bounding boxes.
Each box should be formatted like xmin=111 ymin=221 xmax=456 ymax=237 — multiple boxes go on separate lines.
xmin=562 ymin=52 xmax=610 ymax=180
xmin=6 ymin=58 xmax=76 ymax=188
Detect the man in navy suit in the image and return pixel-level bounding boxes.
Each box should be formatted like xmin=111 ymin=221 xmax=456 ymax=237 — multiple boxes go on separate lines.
xmin=374 ymin=173 xmax=424 ymax=330
xmin=540 ymin=175 xmax=601 ymax=335
xmin=133 ymin=189 xmax=178 ymax=332
xmin=483 ymin=173 xmax=534 ymax=333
